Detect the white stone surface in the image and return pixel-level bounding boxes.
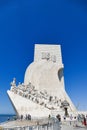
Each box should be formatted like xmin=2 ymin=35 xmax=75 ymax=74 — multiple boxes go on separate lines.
xmin=7 ymin=90 xmax=50 ymax=118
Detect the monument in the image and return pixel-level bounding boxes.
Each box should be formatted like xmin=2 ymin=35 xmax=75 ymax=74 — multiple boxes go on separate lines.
xmin=7 ymin=44 xmax=77 ymax=118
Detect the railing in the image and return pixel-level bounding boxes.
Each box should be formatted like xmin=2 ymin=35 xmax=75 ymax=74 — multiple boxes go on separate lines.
xmin=2 ymin=118 xmax=61 ymax=130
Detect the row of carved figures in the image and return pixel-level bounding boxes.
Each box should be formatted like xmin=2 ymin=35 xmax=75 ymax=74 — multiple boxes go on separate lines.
xmin=10 ymin=78 xmax=63 ymax=110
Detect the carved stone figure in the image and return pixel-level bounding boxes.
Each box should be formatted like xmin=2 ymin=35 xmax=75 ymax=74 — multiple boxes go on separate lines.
xmin=10 ymin=78 xmax=16 ymax=87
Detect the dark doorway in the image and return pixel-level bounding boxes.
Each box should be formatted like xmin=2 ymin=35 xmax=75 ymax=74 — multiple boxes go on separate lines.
xmin=64 ymin=107 xmax=69 ymax=117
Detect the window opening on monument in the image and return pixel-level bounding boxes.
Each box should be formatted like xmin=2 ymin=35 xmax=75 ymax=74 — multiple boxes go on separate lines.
xmin=58 ymin=68 xmax=63 ymax=81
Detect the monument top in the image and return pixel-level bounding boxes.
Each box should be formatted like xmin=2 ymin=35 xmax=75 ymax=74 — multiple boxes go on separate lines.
xmin=34 ymin=44 xmax=62 ymax=64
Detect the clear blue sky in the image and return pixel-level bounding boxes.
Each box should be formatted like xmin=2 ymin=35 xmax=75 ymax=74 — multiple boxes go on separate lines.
xmin=0 ymin=0 xmax=87 ymax=114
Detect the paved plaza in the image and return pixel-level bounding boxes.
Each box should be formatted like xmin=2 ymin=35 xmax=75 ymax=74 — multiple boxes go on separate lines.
xmin=0 ymin=120 xmax=87 ymax=130
xmin=61 ymin=124 xmax=87 ymax=130
xmin=61 ymin=121 xmax=87 ymax=130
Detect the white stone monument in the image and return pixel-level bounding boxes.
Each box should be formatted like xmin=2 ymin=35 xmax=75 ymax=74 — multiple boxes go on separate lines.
xmin=7 ymin=44 xmax=77 ymax=118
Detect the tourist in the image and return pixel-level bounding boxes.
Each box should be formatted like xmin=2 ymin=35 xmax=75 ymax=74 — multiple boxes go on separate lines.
xmin=48 ymin=114 xmax=51 ymax=119
xmin=86 ymin=115 xmax=87 ymax=122
xmin=7 ymin=117 xmax=10 ymax=121
xmin=21 ymin=114 xmax=23 ymax=120
xmin=69 ymin=115 xmax=73 ymax=125
xmin=56 ymin=114 xmax=61 ymax=122
xmin=83 ymin=117 xmax=86 ymax=126
xmin=28 ymin=114 xmax=31 ymax=120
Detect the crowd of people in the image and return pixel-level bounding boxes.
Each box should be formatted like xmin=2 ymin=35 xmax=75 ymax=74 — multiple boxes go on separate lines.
xmin=20 ymin=114 xmax=31 ymax=121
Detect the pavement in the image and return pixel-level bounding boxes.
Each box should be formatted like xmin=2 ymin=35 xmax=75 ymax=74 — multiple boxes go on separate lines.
xmin=61 ymin=121 xmax=87 ymax=130
xmin=0 ymin=119 xmax=87 ymax=130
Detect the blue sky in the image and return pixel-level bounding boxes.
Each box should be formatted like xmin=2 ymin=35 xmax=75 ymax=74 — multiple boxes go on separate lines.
xmin=0 ymin=0 xmax=87 ymax=114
